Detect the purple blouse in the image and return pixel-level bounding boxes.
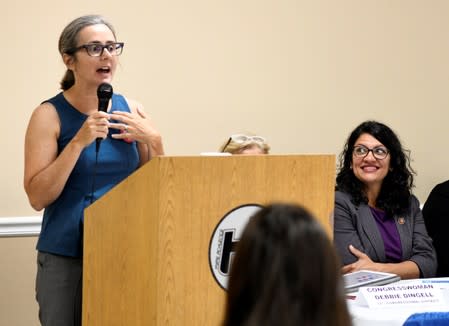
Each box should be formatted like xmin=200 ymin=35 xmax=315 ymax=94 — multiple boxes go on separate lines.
xmin=370 ymin=207 xmax=403 ymax=262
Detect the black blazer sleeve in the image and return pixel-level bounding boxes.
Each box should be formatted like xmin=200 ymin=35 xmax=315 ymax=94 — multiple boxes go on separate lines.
xmin=407 ymin=195 xmax=437 ymax=278
xmin=422 ymin=181 xmax=449 ymax=276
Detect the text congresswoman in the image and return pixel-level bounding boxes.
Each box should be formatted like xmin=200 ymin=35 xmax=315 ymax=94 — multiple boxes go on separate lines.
xmin=366 ymin=284 xmax=434 ymax=292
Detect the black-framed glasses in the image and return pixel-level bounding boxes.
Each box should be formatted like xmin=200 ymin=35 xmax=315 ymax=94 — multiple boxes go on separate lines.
xmin=353 ymin=145 xmax=389 ymax=160
xmin=222 ymin=134 xmax=266 ymax=152
xmin=66 ymin=42 xmax=124 ymax=57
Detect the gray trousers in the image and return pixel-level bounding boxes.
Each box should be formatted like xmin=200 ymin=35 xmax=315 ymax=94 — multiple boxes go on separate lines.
xmin=36 ymin=252 xmax=82 ymax=326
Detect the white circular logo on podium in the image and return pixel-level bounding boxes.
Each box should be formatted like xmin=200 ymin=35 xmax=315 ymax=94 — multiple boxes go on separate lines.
xmin=208 ymin=204 xmax=263 ymax=290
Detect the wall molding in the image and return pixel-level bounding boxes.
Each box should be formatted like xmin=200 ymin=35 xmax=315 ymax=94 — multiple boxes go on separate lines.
xmin=0 ymin=216 xmax=42 ymax=237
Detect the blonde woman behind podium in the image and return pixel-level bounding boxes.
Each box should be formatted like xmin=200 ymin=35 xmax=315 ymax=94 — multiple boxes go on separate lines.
xmin=223 ymin=203 xmax=351 ymax=326
xmin=219 ymin=134 xmax=270 ymax=155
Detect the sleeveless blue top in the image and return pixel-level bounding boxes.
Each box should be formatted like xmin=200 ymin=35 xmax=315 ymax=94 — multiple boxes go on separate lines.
xmin=36 ymin=92 xmax=140 ymax=257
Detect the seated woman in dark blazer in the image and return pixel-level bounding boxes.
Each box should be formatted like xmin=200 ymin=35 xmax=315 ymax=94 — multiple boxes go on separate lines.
xmin=334 ymin=120 xmax=436 ymax=279
xmin=423 ymin=180 xmax=449 ymax=276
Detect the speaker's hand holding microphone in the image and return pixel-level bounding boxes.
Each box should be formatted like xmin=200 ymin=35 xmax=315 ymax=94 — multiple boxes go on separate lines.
xmin=70 ymin=83 xmax=112 ymax=151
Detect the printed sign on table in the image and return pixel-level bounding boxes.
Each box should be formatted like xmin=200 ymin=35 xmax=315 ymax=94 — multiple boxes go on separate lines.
xmin=356 ymin=282 xmax=446 ymax=308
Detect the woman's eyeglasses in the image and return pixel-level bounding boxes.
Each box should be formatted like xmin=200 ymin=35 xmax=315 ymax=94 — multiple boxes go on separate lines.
xmin=230 ymin=134 xmax=266 ymax=144
xmin=222 ymin=134 xmax=266 ymax=152
xmin=66 ymin=42 xmax=124 ymax=57
xmin=353 ymin=145 xmax=389 ymax=160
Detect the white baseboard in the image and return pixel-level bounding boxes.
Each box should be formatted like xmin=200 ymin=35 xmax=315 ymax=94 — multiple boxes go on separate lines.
xmin=0 ymin=216 xmax=42 ymax=237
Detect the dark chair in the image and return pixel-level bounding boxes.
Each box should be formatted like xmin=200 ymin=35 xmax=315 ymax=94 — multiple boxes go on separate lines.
xmin=422 ymin=180 xmax=449 ymax=277
xmin=403 ymin=312 xmax=449 ymax=326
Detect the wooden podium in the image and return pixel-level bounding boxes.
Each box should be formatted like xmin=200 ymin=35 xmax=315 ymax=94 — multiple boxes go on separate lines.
xmin=83 ymin=155 xmax=335 ymax=326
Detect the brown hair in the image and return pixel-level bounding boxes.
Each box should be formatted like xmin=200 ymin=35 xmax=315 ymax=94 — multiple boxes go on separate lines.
xmin=58 ymin=15 xmax=117 ymax=90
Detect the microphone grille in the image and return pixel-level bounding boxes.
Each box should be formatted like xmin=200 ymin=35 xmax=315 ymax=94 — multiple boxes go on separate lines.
xmin=97 ymin=82 xmax=113 ymax=100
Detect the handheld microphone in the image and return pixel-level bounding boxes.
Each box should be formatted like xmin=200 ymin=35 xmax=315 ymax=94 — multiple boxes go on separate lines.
xmin=96 ymin=82 xmax=113 ymax=153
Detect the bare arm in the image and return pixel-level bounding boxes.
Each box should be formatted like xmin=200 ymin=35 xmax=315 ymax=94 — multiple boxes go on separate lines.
xmin=24 ymin=103 xmax=109 ymax=211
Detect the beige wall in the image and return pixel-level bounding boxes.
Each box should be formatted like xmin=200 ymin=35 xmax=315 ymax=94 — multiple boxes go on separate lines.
xmin=0 ymin=237 xmax=38 ymax=325
xmin=2 ymin=1 xmax=449 ymax=325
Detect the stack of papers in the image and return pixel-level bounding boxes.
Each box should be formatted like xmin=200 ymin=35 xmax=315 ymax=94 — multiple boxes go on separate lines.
xmin=344 ymin=270 xmax=401 ymax=293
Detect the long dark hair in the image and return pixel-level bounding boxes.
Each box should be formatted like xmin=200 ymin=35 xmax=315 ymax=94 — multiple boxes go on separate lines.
xmin=223 ymin=203 xmax=351 ymax=326
xmin=336 ymin=120 xmax=415 ymax=216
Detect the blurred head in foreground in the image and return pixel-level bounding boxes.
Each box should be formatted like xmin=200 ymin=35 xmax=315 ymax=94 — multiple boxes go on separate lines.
xmin=223 ymin=203 xmax=350 ymax=326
